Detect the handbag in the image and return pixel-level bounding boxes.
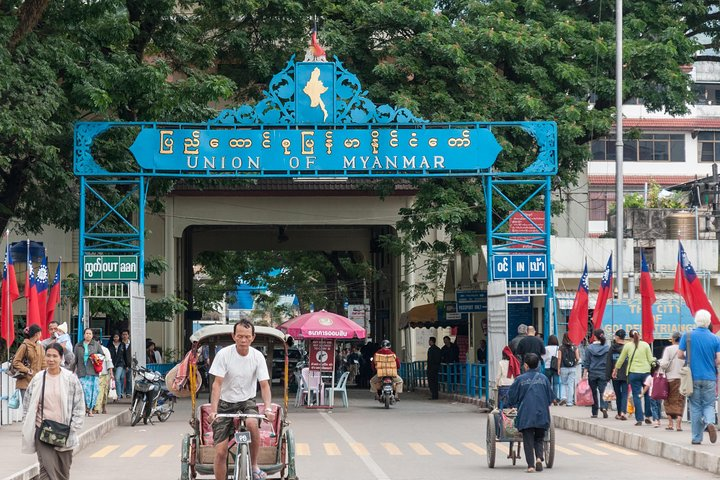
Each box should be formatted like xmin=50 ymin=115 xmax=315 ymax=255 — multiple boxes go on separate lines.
xmin=550 ymin=356 xmax=559 ymax=371
xmin=108 ymin=378 xmax=118 ymax=401
xmin=575 ymin=378 xmax=594 ymax=406
xmin=9 ymin=346 xmax=31 ymax=379
xmin=38 ymin=371 xmax=73 ymax=448
xmin=651 ymin=372 xmax=669 ymax=400
xmin=8 ymin=390 xmax=21 ymax=409
xmin=679 ymin=332 xmax=693 ymax=397
xmin=501 ymin=411 xmax=520 ymax=438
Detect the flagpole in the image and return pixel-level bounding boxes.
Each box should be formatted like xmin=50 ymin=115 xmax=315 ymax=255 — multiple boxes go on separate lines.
xmin=4 ymin=230 xmax=9 ymax=363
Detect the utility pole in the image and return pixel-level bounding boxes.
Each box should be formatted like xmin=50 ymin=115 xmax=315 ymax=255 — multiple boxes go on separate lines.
xmin=713 ymin=163 xmax=720 ymax=240
xmin=615 ymin=0 xmax=624 ymax=298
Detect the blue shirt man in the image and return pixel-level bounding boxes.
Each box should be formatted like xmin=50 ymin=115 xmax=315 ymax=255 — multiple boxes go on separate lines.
xmin=678 ymin=310 xmax=720 ymax=445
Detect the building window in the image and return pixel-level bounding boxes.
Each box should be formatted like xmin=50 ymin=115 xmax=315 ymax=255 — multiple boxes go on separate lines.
xmin=591 ymin=134 xmax=685 ymax=162
xmin=698 ymin=131 xmax=720 ymax=162
xmin=589 ymin=192 xmax=614 ymax=221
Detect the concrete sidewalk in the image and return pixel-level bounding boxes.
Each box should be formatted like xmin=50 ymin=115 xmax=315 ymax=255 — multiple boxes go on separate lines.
xmin=413 ymin=386 xmax=720 ymax=474
xmin=552 ymin=405 xmax=720 ymax=475
xmin=0 ymin=401 xmax=130 ymax=480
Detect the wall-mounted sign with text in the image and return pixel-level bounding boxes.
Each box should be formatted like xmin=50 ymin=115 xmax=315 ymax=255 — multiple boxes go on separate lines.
xmin=492 ymin=254 xmax=547 ymax=280
xmin=83 ymin=255 xmax=139 ymax=281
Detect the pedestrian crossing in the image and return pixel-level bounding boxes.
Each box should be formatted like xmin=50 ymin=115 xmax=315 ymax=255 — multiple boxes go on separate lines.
xmin=86 ymin=440 xmax=638 ymax=459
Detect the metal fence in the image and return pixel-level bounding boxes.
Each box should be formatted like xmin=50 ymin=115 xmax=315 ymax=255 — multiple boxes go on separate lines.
xmin=1 ymin=362 xmax=22 ymax=425
xmin=400 ymin=362 xmax=488 ymax=400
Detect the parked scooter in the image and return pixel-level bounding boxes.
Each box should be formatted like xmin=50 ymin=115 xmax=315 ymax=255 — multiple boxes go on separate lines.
xmin=129 ymin=359 xmax=176 ymax=426
xmin=377 ymin=376 xmax=397 ymax=409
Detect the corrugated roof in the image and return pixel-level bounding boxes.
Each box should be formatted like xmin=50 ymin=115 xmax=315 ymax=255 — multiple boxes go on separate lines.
xmin=621 ymin=118 xmax=720 ymax=130
xmin=589 ymin=175 xmax=696 ymax=186
xmin=169 ymin=178 xmax=417 ymax=195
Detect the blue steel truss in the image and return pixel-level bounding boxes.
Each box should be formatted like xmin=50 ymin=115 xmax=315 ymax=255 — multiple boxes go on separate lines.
xmin=74 ymin=54 xmax=557 ymax=343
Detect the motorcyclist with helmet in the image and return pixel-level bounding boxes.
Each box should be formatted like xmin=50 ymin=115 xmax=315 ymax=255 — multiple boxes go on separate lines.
xmin=369 ymin=340 xmax=404 ymax=400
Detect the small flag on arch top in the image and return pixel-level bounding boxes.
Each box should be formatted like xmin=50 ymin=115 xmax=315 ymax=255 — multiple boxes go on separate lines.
xmin=640 ymin=250 xmax=657 ymax=343
xmin=1 ymin=237 xmax=20 ymax=345
xmin=674 ymin=241 xmax=720 ymax=331
xmin=310 ymin=25 xmax=326 ymax=58
xmin=591 ymin=254 xmax=612 ymax=330
xmin=46 ymin=260 xmax=61 ymax=324
xmin=568 ymin=261 xmax=589 ymax=345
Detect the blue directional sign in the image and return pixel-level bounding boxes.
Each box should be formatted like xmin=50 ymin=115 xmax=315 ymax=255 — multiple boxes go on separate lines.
xmin=456 ymin=290 xmax=488 ymax=313
xmin=127 ymin=125 xmax=502 ymax=176
xmin=492 ymin=255 xmax=548 ymax=280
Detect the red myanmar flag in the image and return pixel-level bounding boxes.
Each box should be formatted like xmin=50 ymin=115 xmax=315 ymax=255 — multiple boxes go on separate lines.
xmin=591 ymin=254 xmax=612 ymax=330
xmin=640 ymin=250 xmax=656 ymax=343
xmin=674 ymin=242 xmax=720 ymax=332
xmin=1 ymin=243 xmax=20 ymax=345
xmin=26 ymin=259 xmax=42 ymax=331
xmin=46 ymin=260 xmax=61 ymax=324
xmin=568 ymin=262 xmax=589 ymax=345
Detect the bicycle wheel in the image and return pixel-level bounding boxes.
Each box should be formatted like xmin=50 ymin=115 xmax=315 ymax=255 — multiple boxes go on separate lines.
xmin=130 ymin=398 xmax=144 ymax=426
xmin=236 ymin=444 xmax=250 ymax=480
xmin=158 ymin=397 xmax=175 ymax=422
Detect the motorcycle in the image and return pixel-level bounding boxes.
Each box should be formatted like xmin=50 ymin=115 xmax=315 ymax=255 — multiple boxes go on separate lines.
xmin=129 ymin=360 xmax=176 ymax=426
xmin=377 ymin=376 xmax=397 ymax=409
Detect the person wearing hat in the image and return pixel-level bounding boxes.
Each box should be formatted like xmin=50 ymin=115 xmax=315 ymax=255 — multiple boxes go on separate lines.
xmin=660 ymin=331 xmax=686 ymax=430
xmin=606 ymin=329 xmax=628 ymax=420
xmin=12 ymin=324 xmax=46 ymax=399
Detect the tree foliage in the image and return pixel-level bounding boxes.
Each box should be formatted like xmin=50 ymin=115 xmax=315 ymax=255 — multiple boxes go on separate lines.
xmin=193 ymin=250 xmax=378 ymax=316
xmin=0 ymin=1 xmax=709 ymax=300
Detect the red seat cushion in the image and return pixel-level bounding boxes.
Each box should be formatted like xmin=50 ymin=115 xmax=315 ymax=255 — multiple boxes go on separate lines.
xmin=198 ymin=403 xmax=282 ymax=447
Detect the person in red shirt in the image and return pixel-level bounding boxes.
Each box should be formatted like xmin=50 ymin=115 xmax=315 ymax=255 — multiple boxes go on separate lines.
xmin=369 ymin=340 xmax=404 ymax=399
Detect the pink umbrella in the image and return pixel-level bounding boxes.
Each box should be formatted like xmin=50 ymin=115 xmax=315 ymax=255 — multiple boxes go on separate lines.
xmin=278 ymin=310 xmax=366 ymax=339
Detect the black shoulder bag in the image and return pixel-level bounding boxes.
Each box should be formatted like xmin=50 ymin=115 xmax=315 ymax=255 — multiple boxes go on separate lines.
xmin=38 ymin=371 xmax=74 ymax=447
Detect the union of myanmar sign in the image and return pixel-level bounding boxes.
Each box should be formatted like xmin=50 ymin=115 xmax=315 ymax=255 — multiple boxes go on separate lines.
xmin=128 ymin=125 xmax=502 ymax=175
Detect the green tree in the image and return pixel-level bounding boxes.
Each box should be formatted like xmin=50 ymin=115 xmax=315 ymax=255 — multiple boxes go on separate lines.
xmin=0 ymin=1 xmax=705 ymax=292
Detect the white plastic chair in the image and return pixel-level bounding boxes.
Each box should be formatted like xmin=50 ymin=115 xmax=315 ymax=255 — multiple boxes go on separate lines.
xmin=301 ymin=367 xmax=323 ymax=406
xmin=325 ymin=371 xmax=350 ymax=408
xmin=294 ymin=371 xmax=307 ymax=407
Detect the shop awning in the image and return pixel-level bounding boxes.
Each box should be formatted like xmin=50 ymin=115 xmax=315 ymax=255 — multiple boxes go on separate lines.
xmin=399 ymin=303 xmax=469 ymax=329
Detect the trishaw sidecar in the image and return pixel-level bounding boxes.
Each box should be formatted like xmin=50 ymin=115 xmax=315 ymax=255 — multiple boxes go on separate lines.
xmin=180 ymin=325 xmax=298 ymax=480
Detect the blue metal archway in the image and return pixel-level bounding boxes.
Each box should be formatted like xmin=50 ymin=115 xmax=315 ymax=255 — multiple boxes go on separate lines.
xmin=73 ymin=54 xmax=557 ymax=343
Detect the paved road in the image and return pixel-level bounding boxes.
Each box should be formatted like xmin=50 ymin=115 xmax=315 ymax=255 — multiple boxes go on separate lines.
xmin=70 ymin=389 xmax=715 ymax=479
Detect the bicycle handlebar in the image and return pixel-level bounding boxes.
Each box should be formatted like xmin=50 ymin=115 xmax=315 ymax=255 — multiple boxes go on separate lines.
xmin=215 ymin=413 xmax=268 ymax=420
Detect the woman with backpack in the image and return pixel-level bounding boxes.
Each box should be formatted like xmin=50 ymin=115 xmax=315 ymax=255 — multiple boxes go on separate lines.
xmin=612 ymin=329 xmax=654 ymax=426
xmin=606 ymin=329 xmax=629 ymax=420
xmin=556 ymin=333 xmax=580 ymax=406
xmin=541 ymin=335 xmax=560 ymax=405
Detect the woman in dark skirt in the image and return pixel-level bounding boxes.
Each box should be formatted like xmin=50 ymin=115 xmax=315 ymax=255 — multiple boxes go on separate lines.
xmin=660 ymin=332 xmax=686 ymax=430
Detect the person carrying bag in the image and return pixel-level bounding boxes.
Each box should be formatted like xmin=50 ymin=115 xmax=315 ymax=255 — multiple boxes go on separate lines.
xmin=679 ymin=332 xmax=693 ymax=397
xmin=22 ymin=343 xmax=85 ymax=480
xmin=38 ymin=371 xmax=74 ymax=447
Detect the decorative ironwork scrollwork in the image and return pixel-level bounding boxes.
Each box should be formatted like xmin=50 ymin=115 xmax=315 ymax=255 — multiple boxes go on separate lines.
xmin=521 ymin=122 xmax=558 ymax=174
xmin=74 ymin=123 xmax=112 ymax=175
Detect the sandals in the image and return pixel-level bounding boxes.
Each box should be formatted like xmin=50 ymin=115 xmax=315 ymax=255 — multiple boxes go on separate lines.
xmin=666 ymin=426 xmax=675 ymax=431
xmin=252 ymin=469 xmax=267 ymax=480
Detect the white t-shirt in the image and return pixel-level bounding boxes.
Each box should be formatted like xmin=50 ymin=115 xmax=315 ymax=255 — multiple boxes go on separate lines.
xmin=209 ymin=345 xmax=270 ymax=403
xmin=543 ymin=345 xmax=559 ymax=369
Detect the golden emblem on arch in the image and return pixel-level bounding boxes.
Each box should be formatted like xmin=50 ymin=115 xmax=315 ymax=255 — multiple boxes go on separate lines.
xmin=303 ymin=67 xmax=329 ymax=121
